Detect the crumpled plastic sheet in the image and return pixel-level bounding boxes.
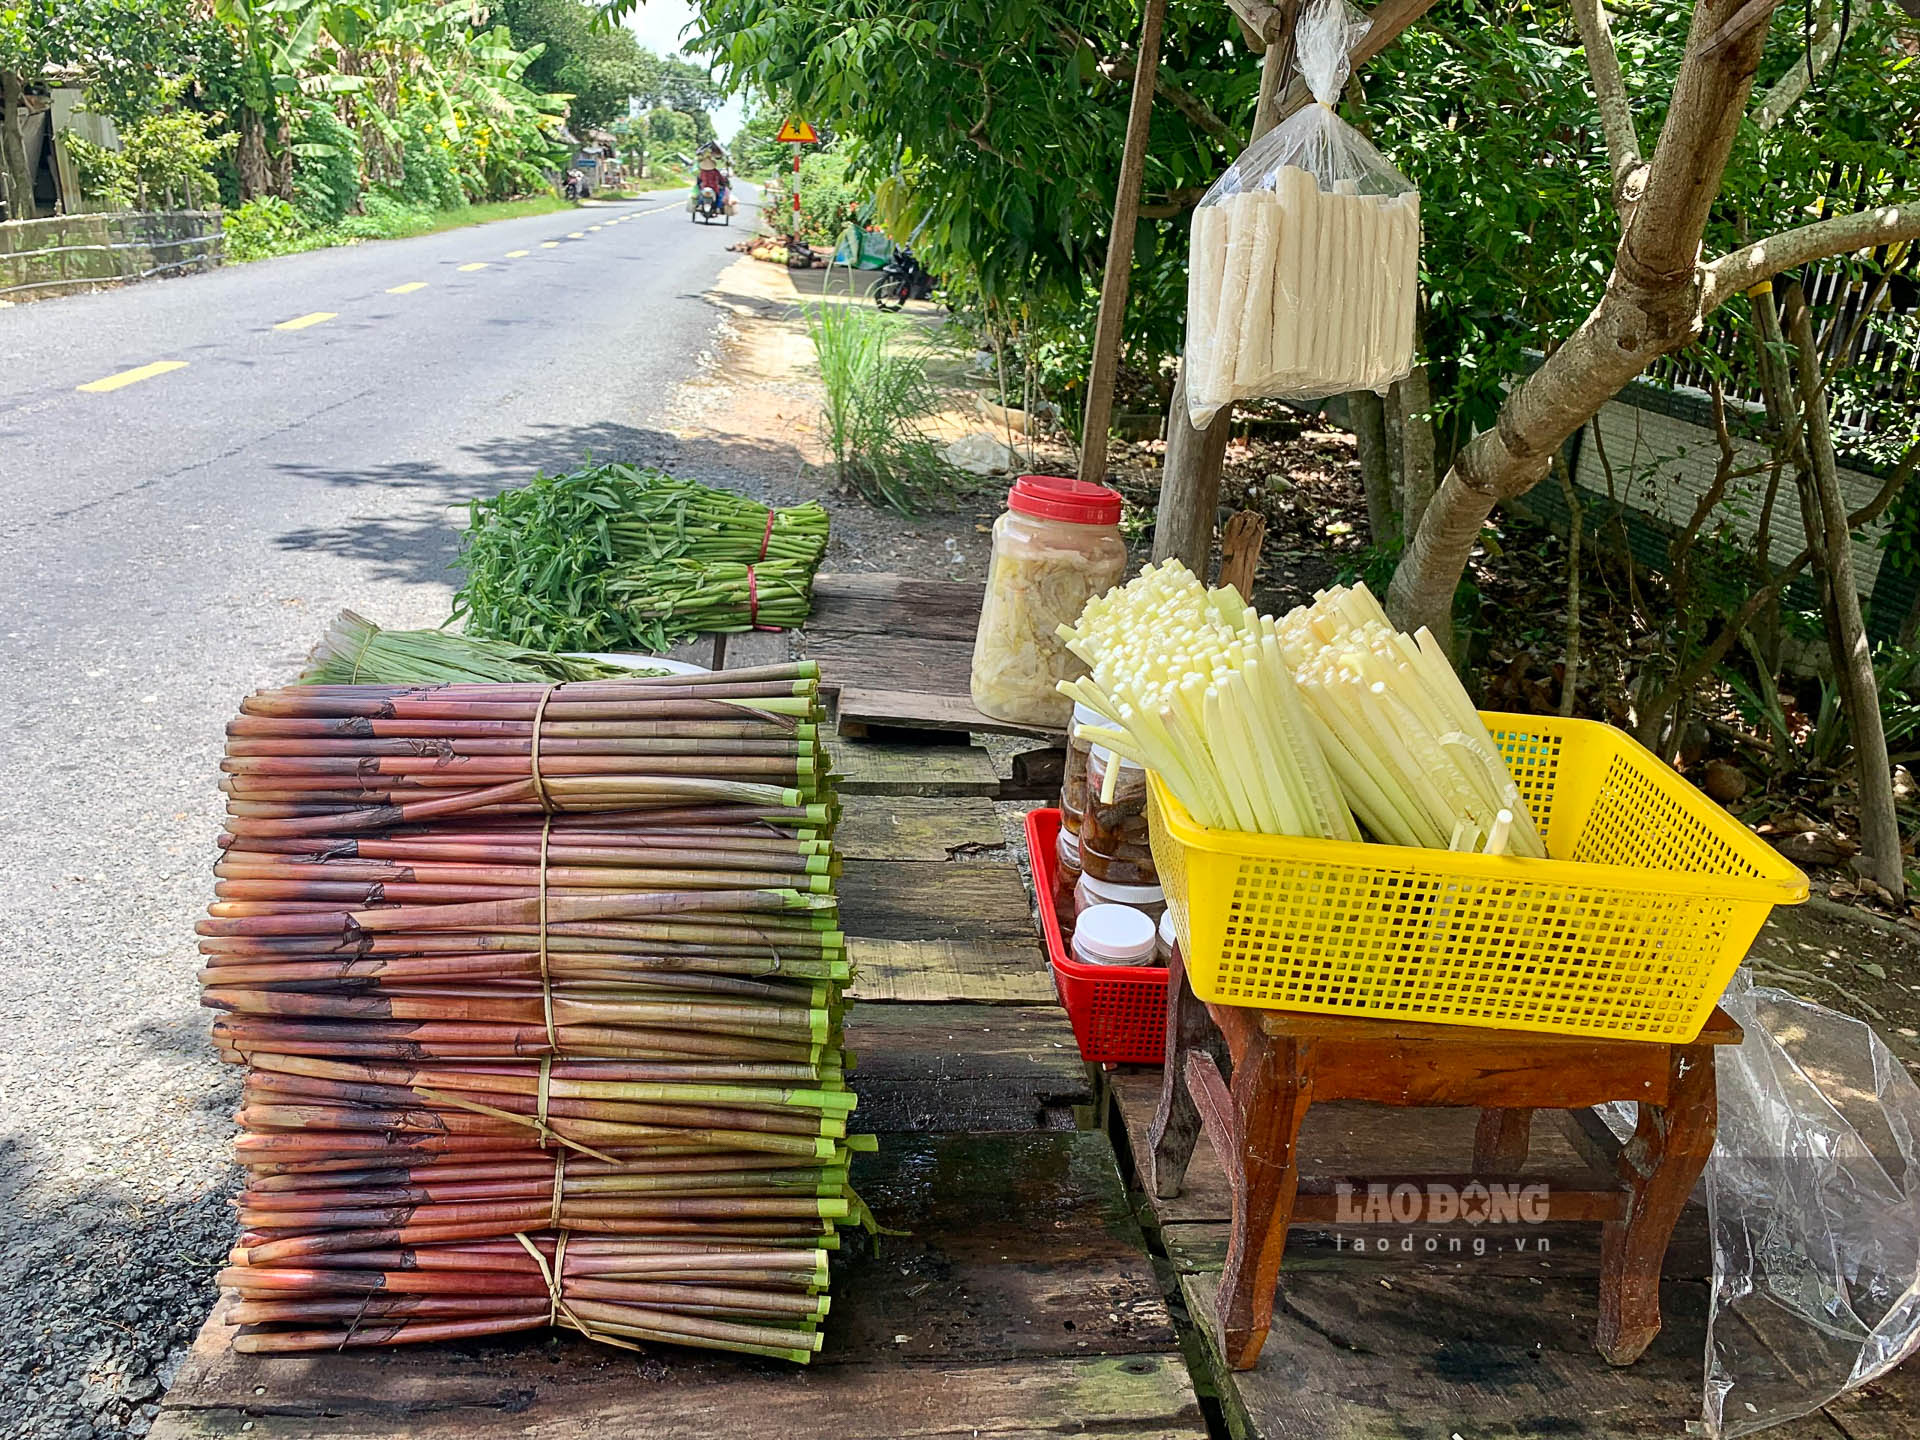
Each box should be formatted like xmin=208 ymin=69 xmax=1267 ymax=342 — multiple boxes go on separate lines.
xmin=1609 ymin=969 xmax=1920 ymax=1434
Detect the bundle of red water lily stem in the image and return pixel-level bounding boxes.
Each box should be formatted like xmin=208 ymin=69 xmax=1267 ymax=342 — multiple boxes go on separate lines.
xmin=197 ymin=661 xmax=864 ymax=1362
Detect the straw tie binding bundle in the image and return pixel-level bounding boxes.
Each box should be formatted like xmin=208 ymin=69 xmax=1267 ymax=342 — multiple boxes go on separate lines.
xmin=204 ymin=663 xmax=860 ymax=1360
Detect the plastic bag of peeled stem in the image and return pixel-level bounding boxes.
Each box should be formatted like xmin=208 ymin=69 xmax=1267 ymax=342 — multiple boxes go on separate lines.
xmin=1183 ymin=0 xmax=1420 ymax=427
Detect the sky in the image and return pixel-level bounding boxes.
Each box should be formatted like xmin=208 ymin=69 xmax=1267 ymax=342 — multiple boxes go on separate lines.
xmin=621 ymin=0 xmax=748 ymax=140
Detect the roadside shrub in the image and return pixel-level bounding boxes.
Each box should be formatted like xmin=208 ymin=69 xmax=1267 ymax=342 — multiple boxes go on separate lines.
xmin=119 ymin=108 xmax=233 ymax=209
xmin=292 ymin=105 xmax=363 ymax=226
xmin=788 ymin=151 xmax=855 ymax=248
xmin=385 ymin=122 xmax=467 ymax=210
xmin=334 ymin=193 xmax=424 ymax=239
xmin=61 ymin=131 xmax=131 ymax=207
xmin=222 ymin=196 xmax=313 ymax=261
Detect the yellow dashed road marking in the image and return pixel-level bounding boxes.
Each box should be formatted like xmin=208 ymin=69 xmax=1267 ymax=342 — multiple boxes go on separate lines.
xmin=540 ymin=241 xmax=560 ymax=248
xmin=505 ymin=249 xmax=529 ymax=258
xmin=457 ymin=262 xmax=489 ymax=272
xmin=275 ymin=312 xmax=336 ymax=331
xmin=77 ymin=360 xmax=187 ymax=393
xmin=568 ymin=231 xmax=586 ymax=238
xmin=387 ymin=282 xmax=428 ymax=294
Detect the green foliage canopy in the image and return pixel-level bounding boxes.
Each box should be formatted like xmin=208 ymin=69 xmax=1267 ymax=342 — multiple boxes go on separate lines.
xmin=687 ymin=0 xmax=1256 ymax=357
xmin=498 ymin=0 xmax=658 ymax=131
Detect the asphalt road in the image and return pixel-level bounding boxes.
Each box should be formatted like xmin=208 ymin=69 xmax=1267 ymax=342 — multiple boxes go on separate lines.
xmin=0 ymin=187 xmax=757 ymax=1440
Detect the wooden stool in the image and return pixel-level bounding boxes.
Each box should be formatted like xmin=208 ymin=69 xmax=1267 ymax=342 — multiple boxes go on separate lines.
xmin=1147 ymin=946 xmax=1740 ymax=1371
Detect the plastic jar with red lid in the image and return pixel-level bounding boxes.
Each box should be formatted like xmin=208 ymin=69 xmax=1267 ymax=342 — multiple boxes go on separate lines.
xmin=969 ymin=476 xmax=1126 ymax=728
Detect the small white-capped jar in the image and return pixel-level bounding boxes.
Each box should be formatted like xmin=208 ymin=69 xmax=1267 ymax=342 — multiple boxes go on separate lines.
xmin=1070 ymin=904 xmax=1159 ymax=967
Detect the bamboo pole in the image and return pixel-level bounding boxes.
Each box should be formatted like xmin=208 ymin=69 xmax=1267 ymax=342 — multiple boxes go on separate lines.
xmin=1078 ymin=0 xmax=1171 ymax=485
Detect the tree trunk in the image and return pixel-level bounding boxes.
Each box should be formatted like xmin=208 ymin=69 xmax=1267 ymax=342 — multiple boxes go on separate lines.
xmin=1396 ymin=356 xmax=1436 ymax=545
xmin=1 ymin=68 xmax=32 ymax=223
xmin=1784 ymin=284 xmax=1905 ymax=901
xmin=1153 ymin=366 xmax=1233 ymax=573
xmin=272 ymin=116 xmax=295 ymax=201
xmin=236 ymin=108 xmax=272 ymax=201
xmin=1350 ymin=390 xmax=1398 ymax=544
xmin=1078 ymin=0 xmax=1169 ymax=487
xmin=1385 ymin=0 xmax=1784 ymax=644
xmin=1152 ymin=25 xmax=1293 ymax=579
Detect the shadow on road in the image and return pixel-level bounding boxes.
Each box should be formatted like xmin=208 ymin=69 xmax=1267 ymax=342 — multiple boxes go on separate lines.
xmin=0 ymin=1123 xmax=238 ymax=1440
xmin=269 ymin=421 xmax=815 ymax=589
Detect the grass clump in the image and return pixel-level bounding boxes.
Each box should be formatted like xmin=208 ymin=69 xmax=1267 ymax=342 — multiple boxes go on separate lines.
xmin=805 ymin=301 xmax=968 ymax=514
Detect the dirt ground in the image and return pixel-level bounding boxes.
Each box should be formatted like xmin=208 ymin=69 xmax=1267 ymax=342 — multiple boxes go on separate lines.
xmin=666 ymin=248 xmax=1920 ymax=1079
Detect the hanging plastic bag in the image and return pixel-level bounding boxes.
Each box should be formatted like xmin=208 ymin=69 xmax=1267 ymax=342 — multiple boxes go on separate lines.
xmin=1184 ymin=0 xmax=1420 ymax=427
xmin=1598 ymin=969 xmax=1920 ymax=1434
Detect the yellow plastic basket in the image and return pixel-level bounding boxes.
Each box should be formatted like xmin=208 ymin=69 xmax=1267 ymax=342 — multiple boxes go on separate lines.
xmin=1147 ymin=712 xmax=1807 ymax=1043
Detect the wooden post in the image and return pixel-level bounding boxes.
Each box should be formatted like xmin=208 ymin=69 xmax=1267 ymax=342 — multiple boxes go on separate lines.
xmin=1152 ymin=12 xmax=1296 ymax=572
xmin=1218 ymin=511 xmax=1267 ymax=601
xmin=1077 ymin=0 xmax=1171 ymax=487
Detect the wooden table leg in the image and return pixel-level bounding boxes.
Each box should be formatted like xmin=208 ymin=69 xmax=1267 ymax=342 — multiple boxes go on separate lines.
xmin=1148 ymin=945 xmax=1226 ymax=1199
xmin=1473 ymin=1107 xmax=1534 ymax=1171
xmin=1596 ymin=1043 xmax=1717 ymax=1364
xmin=1218 ymin=1028 xmax=1312 ymax=1371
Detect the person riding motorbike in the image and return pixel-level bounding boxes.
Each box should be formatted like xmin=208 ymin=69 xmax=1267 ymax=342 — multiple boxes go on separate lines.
xmin=696 ymin=163 xmax=730 ymax=212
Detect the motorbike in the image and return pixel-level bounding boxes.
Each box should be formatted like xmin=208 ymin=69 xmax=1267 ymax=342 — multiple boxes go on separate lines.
xmin=691 ymin=185 xmax=730 ymax=225
xmin=563 ymin=169 xmax=588 ymax=201
xmin=870 ymin=245 xmax=935 ymax=311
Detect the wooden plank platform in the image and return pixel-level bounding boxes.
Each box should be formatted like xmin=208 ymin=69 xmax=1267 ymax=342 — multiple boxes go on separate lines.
xmin=153 ymin=607 xmax=1146 ymax=1440
xmin=830 ymin=738 xmax=1002 ymax=796
xmin=847 ymin=938 xmax=1053 ymax=1005
xmin=151 ymin=1134 xmax=1205 ymax=1440
xmin=834 ymin=794 xmax=1006 ymax=860
xmin=804 ymin=574 xmax=1065 ymax=741
xmin=848 ymin=1005 xmax=1090 ymax=1132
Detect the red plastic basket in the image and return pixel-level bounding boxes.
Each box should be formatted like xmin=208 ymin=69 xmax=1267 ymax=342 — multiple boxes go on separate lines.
xmin=1025 ymin=807 xmax=1168 ymax=1065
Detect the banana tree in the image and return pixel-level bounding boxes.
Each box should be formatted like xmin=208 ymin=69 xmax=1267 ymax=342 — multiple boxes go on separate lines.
xmin=212 ymin=0 xmax=354 ymax=198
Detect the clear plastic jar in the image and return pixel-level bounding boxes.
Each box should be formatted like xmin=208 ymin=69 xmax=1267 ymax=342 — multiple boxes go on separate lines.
xmin=1156 ymin=909 xmax=1178 ymax=967
xmin=1080 ymin=744 xmax=1155 ymax=882
xmin=1075 ymin=872 xmax=1167 ymax=929
xmin=1060 ymin=701 xmax=1104 ymax=821
xmin=970 ymin=477 xmax=1127 ymax=728
xmin=1053 ymin=827 xmax=1083 ymax=937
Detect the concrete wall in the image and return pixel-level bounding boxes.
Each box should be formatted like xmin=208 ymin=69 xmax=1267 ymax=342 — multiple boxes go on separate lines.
xmin=0 ymin=210 xmax=223 ymax=299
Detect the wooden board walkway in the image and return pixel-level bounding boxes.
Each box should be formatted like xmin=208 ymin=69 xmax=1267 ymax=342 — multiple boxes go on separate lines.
xmin=804 ymin=573 xmax=1067 ymax=742
xmin=150 ymin=612 xmax=1201 ymax=1440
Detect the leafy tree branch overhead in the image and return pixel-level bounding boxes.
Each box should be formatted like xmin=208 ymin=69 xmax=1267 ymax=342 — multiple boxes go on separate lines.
xmin=1383 ymin=0 xmax=1920 ymax=643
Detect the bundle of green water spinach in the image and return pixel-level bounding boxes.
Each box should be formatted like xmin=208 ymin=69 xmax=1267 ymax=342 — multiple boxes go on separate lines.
xmin=201 ymin=661 xmax=869 ymax=1360
xmin=1058 ymin=563 xmax=1545 ymax=857
xmin=455 ymin=464 xmax=830 ymax=653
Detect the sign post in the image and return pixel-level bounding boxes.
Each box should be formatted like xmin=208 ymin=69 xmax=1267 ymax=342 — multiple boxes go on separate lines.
xmin=774 ymin=117 xmax=818 ymax=245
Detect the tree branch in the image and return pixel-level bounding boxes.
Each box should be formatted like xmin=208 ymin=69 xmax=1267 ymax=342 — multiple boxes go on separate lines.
xmin=1273 ymin=0 xmax=1441 ymax=124
xmin=1060 ymin=27 xmax=1242 ymax=149
xmin=1701 ymin=201 xmax=1920 ymax=313
xmin=1570 ymin=0 xmax=1645 ymax=211
xmin=1751 ymin=0 xmax=1847 ymax=131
